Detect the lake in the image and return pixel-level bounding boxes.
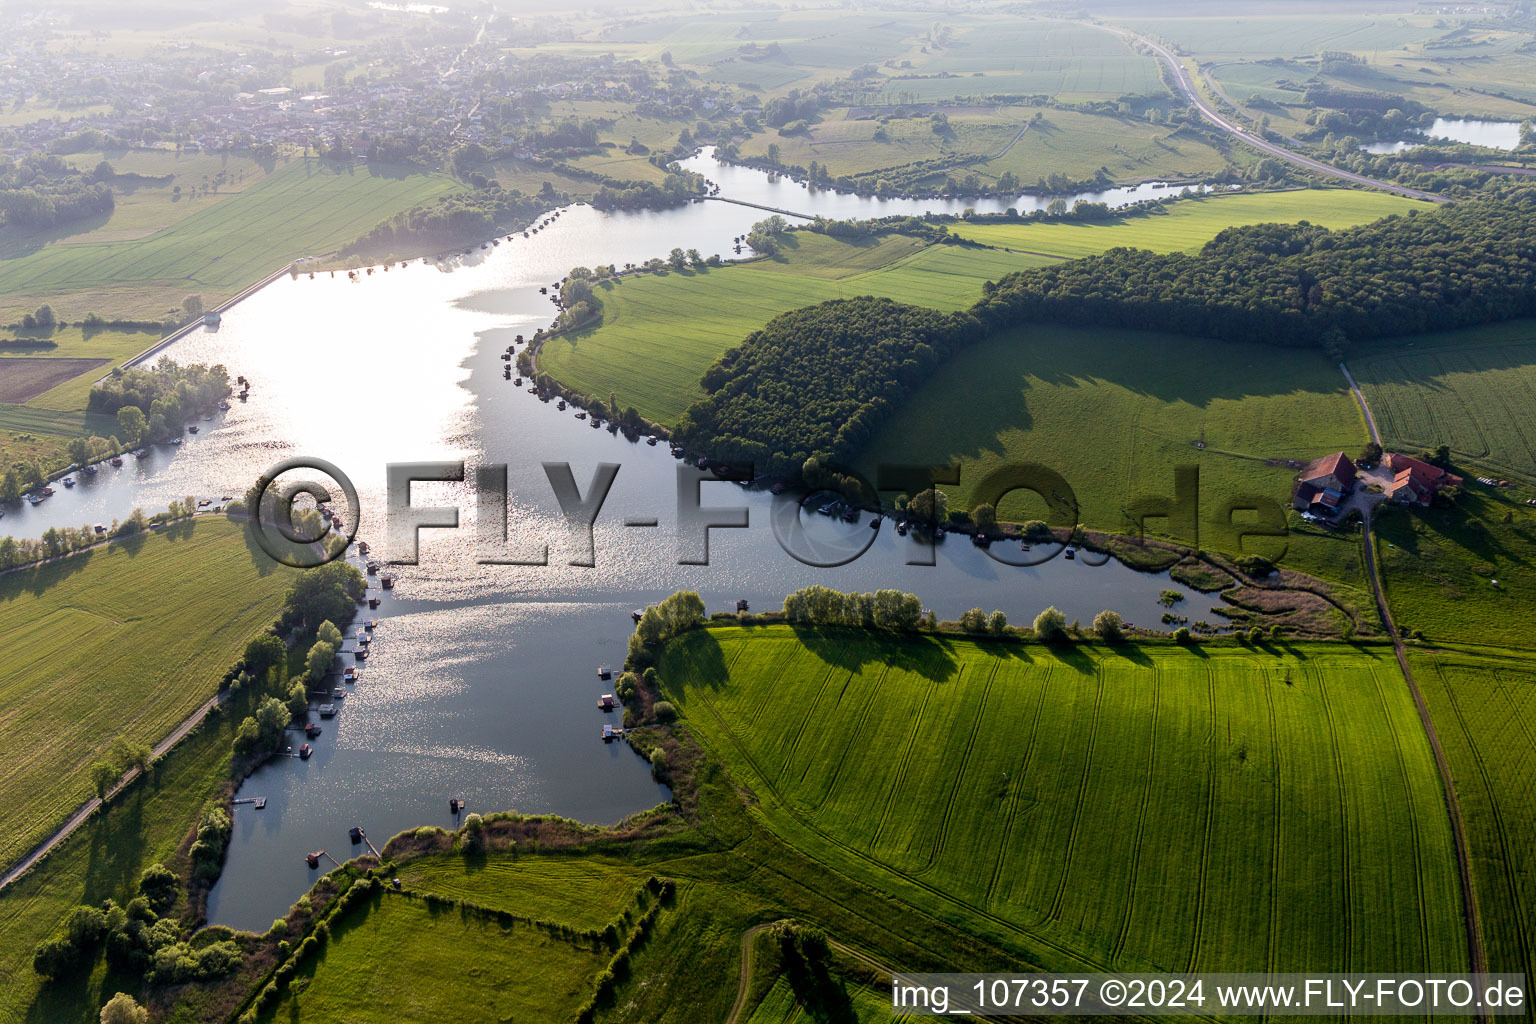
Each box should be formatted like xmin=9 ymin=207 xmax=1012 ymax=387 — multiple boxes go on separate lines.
xmin=2 ymin=155 xmax=1232 ymax=931
xmin=1359 ymin=117 xmax=1524 ymax=154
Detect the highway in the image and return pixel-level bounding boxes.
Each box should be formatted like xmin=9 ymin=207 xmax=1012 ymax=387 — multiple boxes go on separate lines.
xmin=1103 ymin=26 xmax=1447 ymax=204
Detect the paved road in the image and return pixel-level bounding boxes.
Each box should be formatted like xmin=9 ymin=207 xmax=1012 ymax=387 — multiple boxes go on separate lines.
xmin=0 ymin=690 xmax=228 ymax=891
xmin=1359 ymin=514 xmax=1490 ymax=994
xmin=1101 ymin=26 xmax=1446 ymax=204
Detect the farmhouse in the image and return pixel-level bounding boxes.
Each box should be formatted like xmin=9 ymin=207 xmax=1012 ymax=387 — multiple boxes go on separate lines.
xmin=1293 ymin=452 xmax=1357 ymax=514
xmin=1383 ymin=453 xmax=1462 ymax=506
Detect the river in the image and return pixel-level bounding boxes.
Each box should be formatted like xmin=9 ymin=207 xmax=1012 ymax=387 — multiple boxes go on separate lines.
xmin=5 ymin=152 xmax=1228 ymax=930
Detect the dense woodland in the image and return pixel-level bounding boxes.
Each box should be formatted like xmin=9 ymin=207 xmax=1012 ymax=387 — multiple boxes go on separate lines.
xmin=675 ymin=191 xmax=1536 ymax=478
xmin=0 ymin=153 xmax=114 ymax=230
xmin=672 ymin=297 xmax=975 ymax=475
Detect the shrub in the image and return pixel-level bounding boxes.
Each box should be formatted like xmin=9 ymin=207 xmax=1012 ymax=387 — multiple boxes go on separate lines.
xmin=1092 ymin=609 xmax=1124 ymax=642
xmin=959 ymin=607 xmax=988 ymax=633
xmin=1173 ymin=627 xmax=1193 ymax=644
xmin=653 ymin=701 xmax=677 ymax=722
xmin=1032 ymin=606 xmax=1067 ymax=642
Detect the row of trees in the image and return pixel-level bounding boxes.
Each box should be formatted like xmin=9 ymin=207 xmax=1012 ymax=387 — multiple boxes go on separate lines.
xmin=0 ymin=152 xmax=114 ymax=230
xmin=782 ymin=585 xmax=926 ymax=630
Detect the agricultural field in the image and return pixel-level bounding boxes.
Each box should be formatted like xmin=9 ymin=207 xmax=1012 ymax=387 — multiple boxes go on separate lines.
xmin=950 ymin=188 xmax=1423 ymax=257
xmin=1373 ymin=485 xmax=1536 ymax=650
xmin=0 ymin=156 xmax=462 ymax=322
xmin=1352 ymin=324 xmax=1536 ymax=482
xmin=1124 ymin=15 xmax=1448 ymax=60
xmin=869 ymin=20 xmax=1164 ymax=103
xmin=659 ymin=626 xmax=1467 ymax=975
xmin=538 ymin=233 xmax=1041 ymax=424
xmin=0 ymin=517 xmax=295 ymax=871
xmin=858 ymin=323 xmax=1364 ymax=559
xmin=258 ymin=893 xmax=612 ymax=1024
xmin=975 ymin=110 xmax=1231 ymax=186
xmin=1416 ymin=647 xmax=1536 ymax=987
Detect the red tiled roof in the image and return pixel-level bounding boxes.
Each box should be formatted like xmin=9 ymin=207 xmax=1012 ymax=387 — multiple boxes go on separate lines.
xmin=1300 ymin=452 xmax=1357 ymax=487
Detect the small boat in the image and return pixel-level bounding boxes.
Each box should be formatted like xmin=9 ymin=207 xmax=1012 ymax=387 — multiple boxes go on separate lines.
xmin=364 ymin=619 xmax=377 ymax=630
xmin=631 ymin=609 xmax=643 ymax=621
xmin=62 ymin=477 xmax=75 ymax=487
xmin=1065 ymin=549 xmax=1076 ymax=560
xmin=597 ymin=666 xmax=612 ymax=679
xmin=41 ymin=486 xmax=54 ymax=496
xmin=557 ymin=400 xmax=567 ymax=410
xmin=575 ymin=412 xmax=587 ymax=420
xmin=239 ymin=391 xmax=249 ymax=401
xmin=449 ymin=798 xmax=463 ymax=814
xmin=380 ymin=576 xmax=394 ymax=589
xmin=598 ymin=693 xmax=619 ymax=710
xmin=218 ymin=401 xmax=231 ymax=410
xmin=187 ymin=425 xmax=199 ymax=434
xmin=331 ymin=687 xmax=345 ymax=699
xmin=197 ymin=498 xmax=212 ymax=507
xmin=348 ymin=826 xmax=362 ymax=843
xmin=306 ymin=723 xmax=322 ymax=738
xmin=299 ymin=744 xmax=313 ymax=760
xmin=134 ymin=449 xmax=148 ymax=458
xmin=368 ymin=597 xmax=381 ymax=609
xmin=514 ymin=378 xmax=523 ymax=386
xmin=169 ymin=437 xmax=182 ymax=445
xmin=84 ymin=465 xmax=98 ymax=475
xmin=646 ymin=436 xmax=658 ymax=446
xmin=111 ymin=457 xmax=123 ymax=467
xmin=590 ymin=418 xmax=601 ymax=428
xmin=319 ymin=704 xmax=337 ymax=718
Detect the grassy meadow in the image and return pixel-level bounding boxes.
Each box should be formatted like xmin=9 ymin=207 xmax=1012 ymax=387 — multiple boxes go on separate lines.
xmin=1416 ymin=647 xmax=1536 ymax=987
xmin=0 ymin=518 xmax=294 ymax=870
xmin=259 ymin=893 xmax=612 ymax=1024
xmin=539 ymin=233 xmax=1040 ymax=424
xmin=858 ymin=323 xmax=1363 ymax=557
xmin=391 ymin=856 xmax=645 ymax=931
xmin=659 ymin=626 xmax=1467 ymax=975
xmin=1374 ymin=485 xmax=1536 ymax=650
xmin=0 ymin=157 xmax=461 ymax=321
xmin=950 ymin=188 xmax=1425 ymax=257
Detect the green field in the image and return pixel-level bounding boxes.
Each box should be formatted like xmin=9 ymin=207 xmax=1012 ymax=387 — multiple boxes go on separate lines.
xmin=0 ymin=157 xmax=461 ymax=320
xmin=539 ymin=233 xmax=1041 ymax=424
xmin=1353 ymin=323 xmax=1536 ymax=482
xmin=660 ymin=626 xmax=1466 ymax=974
xmin=950 ymin=188 xmax=1424 ymax=257
xmin=261 ymin=893 xmax=611 ymax=1023
xmin=1416 ymin=647 xmax=1536 ymax=987
xmin=859 ymin=323 xmax=1363 ymax=558
xmin=1124 ymin=15 xmax=1447 ymax=60
xmin=0 ymin=518 xmax=294 ymax=870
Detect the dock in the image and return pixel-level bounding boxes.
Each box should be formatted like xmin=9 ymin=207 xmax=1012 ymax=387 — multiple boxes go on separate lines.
xmin=233 ymin=797 xmax=267 ymax=809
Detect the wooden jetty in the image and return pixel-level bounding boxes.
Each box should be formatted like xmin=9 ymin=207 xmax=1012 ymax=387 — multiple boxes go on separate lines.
xmin=306 ymin=850 xmax=341 ymax=869
xmin=233 ymin=797 xmax=267 ymax=809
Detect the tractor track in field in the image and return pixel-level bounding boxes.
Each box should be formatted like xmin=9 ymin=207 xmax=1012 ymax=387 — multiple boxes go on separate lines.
xmin=1360 ymin=513 xmax=1491 ymax=1006
xmin=1112 ymin=665 xmax=1161 ymax=962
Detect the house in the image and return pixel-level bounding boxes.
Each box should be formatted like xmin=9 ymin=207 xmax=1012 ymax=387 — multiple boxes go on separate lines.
xmin=1292 ymin=452 xmax=1357 ymax=513
xmin=1384 ymin=453 xmax=1462 ymax=506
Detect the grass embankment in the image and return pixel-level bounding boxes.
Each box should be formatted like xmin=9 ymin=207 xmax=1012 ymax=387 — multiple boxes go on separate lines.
xmin=1415 ymin=646 xmax=1536 ymax=988
xmin=659 ymin=625 xmax=1467 ymax=976
xmin=0 ymin=518 xmax=295 ymax=870
xmin=260 ymin=893 xmax=612 ymax=1023
xmin=541 ymin=190 xmax=1418 ymax=429
xmin=0 ymin=157 xmax=462 ymax=322
xmin=539 ymin=232 xmax=1038 ymax=424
